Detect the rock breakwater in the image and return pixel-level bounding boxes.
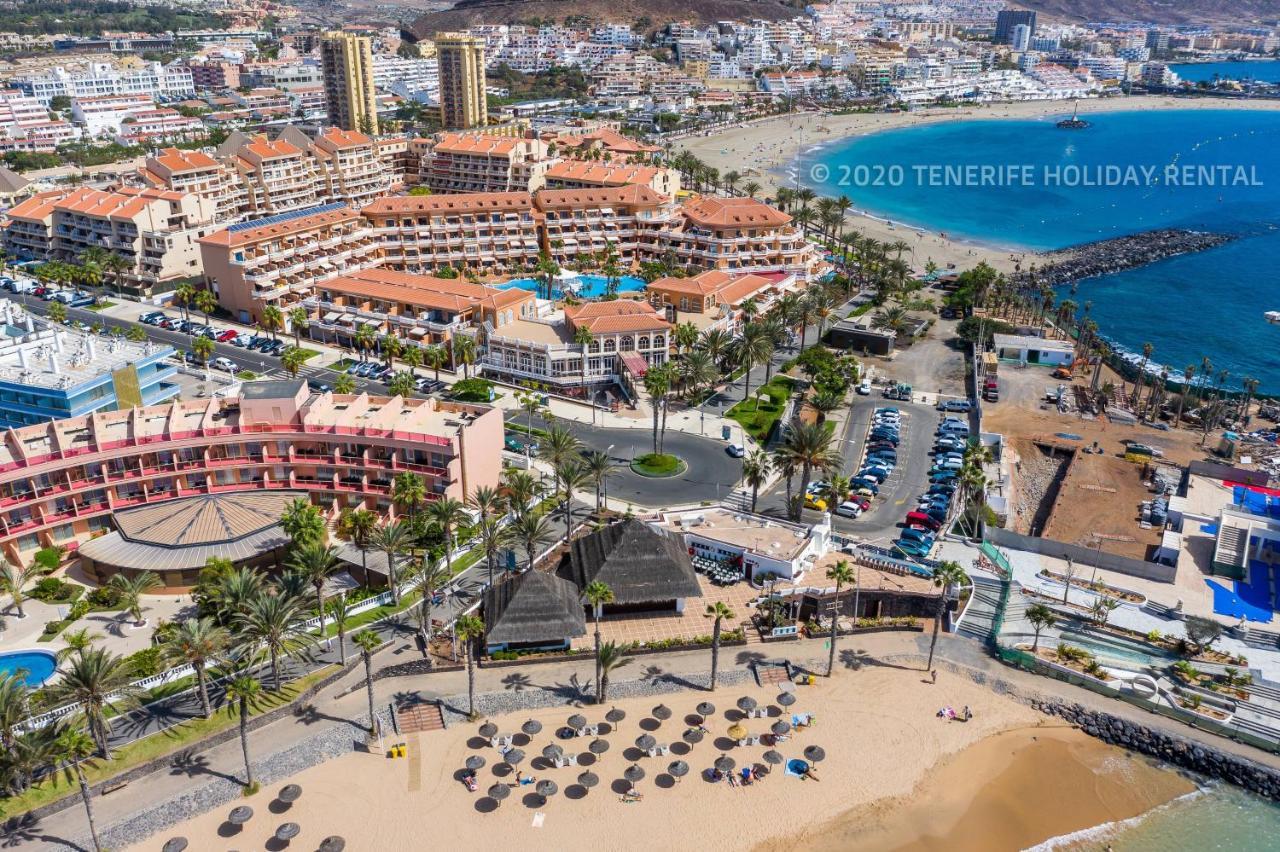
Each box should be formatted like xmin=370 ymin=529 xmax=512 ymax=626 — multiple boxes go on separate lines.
xmin=1015 ymin=228 xmax=1235 ymax=288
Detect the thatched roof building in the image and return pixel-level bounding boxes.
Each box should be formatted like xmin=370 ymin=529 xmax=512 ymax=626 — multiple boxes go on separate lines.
xmin=483 ymin=569 xmax=587 ymax=650
xmin=556 ymin=518 xmax=703 ymax=608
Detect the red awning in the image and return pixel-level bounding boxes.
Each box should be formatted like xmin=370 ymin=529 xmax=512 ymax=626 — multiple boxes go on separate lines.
xmin=619 ymin=352 xmax=648 ymax=378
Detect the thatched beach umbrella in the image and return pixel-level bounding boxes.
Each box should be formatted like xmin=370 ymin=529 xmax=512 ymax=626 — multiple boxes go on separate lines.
xmin=727 ymin=722 xmax=747 ymax=740
xmin=161 ymin=839 xmax=187 ymax=852
xmin=668 ymin=760 xmax=689 ymax=778
xmin=503 ymin=748 xmax=526 ymax=766
xmin=714 ymin=754 xmax=736 ymax=773
xmin=777 ymin=692 xmax=796 ymax=707
xmin=635 ymin=734 xmax=656 ymax=751
xmin=567 ymin=714 xmax=588 ymax=730
xmin=682 ymin=728 xmax=704 ymax=744
xmin=465 ymin=755 xmax=486 ymax=771
xmin=578 ymin=770 xmax=599 ymax=788
xmin=536 ymin=780 xmax=558 ymax=799
xmin=652 ymin=704 xmax=672 ymax=720
xmin=606 ymin=707 xmax=626 ymax=724
xmin=623 ymin=764 xmax=646 ymax=783
xmin=522 ymin=719 xmax=543 ymax=736
xmin=542 ymin=744 xmax=564 ymax=761
xmin=696 ymin=701 xmax=716 ymax=717
xmin=319 ymin=838 xmax=346 ymax=852
xmin=804 ymin=745 xmax=826 ymax=763
xmin=479 ymin=721 xmax=498 ymax=738
xmin=737 ymin=696 xmax=758 ymax=713
xmin=771 ymin=719 xmax=791 ymax=736
xmin=589 ymin=738 xmax=610 ymax=755
xmin=762 ymin=750 xmax=784 ymax=765
xmin=488 ymin=783 xmax=510 ymax=802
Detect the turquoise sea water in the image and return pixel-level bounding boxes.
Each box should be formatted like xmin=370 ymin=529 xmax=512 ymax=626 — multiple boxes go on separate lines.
xmin=795 ymin=109 xmax=1280 ymax=390
xmin=1171 ymin=61 xmax=1280 ymax=83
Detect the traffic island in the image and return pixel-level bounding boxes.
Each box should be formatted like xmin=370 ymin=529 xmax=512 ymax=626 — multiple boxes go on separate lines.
xmin=630 ymin=453 xmax=687 ymax=478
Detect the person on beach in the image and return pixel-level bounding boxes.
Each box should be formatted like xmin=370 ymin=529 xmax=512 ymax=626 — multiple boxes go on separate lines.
xmin=802 ymin=766 xmax=820 ymax=782
xmin=931 ymin=669 xmax=938 ymax=684
xmin=515 ymin=771 xmax=537 ymax=786
xmin=622 ymin=788 xmax=644 ymax=802
xmin=462 ymin=772 xmax=478 ymax=792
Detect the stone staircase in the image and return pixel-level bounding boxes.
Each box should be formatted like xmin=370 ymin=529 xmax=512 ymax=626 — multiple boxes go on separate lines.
xmin=956 ymin=575 xmax=1008 ymax=644
xmin=1244 ymin=626 xmax=1280 ymax=650
xmin=393 ymin=701 xmax=445 ymax=734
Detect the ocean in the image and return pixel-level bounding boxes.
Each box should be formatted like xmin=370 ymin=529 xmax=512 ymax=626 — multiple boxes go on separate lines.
xmin=1171 ymin=61 xmax=1280 ymax=83
xmin=794 ymin=109 xmax=1280 ymax=391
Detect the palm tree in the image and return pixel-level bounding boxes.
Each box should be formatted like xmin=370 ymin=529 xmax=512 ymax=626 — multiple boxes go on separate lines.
xmin=352 ymin=630 xmax=382 ymax=733
xmin=808 ymin=389 xmax=844 ymax=425
xmin=260 ymin=304 xmax=283 ymax=341
xmin=473 ymin=515 xmax=507 ymax=589
xmin=673 ymin=321 xmax=700 ymax=355
xmin=704 ymin=602 xmax=734 ymax=690
xmin=423 ymin=344 xmax=446 ymax=381
xmin=554 ymin=459 xmax=590 ymax=544
xmin=1134 ymin=342 xmax=1153 ymax=401
xmin=825 ymin=560 xmax=856 ymax=677
xmin=926 ymin=561 xmax=968 ymax=671
xmin=354 ymin=323 xmax=377 ymax=362
xmin=412 ymin=557 xmax=451 ymax=658
xmin=107 ymin=572 xmax=160 ymax=626
xmin=780 ymin=420 xmax=843 ymax=521
xmin=742 ymin=180 xmax=761 ymax=198
xmin=161 ymin=617 xmax=228 ymax=719
xmin=288 ymin=306 xmax=309 ymax=348
xmin=642 ymin=363 xmax=672 ymax=456
xmin=192 ymin=335 xmax=214 ymax=367
xmin=47 ymin=648 xmax=143 ymax=757
xmin=337 ymin=507 xmax=378 ymax=579
xmin=426 ymin=496 xmax=469 ymax=577
xmin=1 ymin=561 xmax=48 ymax=618
xmin=224 ymin=672 xmax=262 ymax=789
xmin=103 ymin=252 xmax=129 ymax=298
xmin=538 ymin=425 xmax=582 ymax=494
xmin=370 ymin=521 xmax=411 ymax=603
xmin=207 ymin=566 xmax=264 ymax=624
xmin=287 ymin=541 xmax=340 ymax=619
xmin=584 ymin=581 xmax=614 ymax=702
xmin=0 ymin=672 xmax=30 ymax=751
xmin=56 ymin=726 xmax=103 ymax=852
xmin=596 ymin=641 xmax=632 ymax=703
xmin=326 ymin=596 xmax=351 ymax=666
xmin=235 ymin=593 xmax=317 ymax=691
xmin=871 ymin=305 xmax=910 ymax=336
xmin=280 ymin=498 xmax=324 ymax=546
xmin=582 ymin=450 xmax=617 ymax=513
xmin=1026 ymin=603 xmax=1056 ymax=652
xmin=511 ymin=510 xmax=555 ymax=571
xmin=280 ymin=346 xmax=307 ymax=378
xmin=452 ymin=334 xmax=477 ymax=378
xmin=195 ymin=289 xmax=217 ymax=328
xmin=456 ymin=614 xmax=485 ymax=718
xmin=334 ymin=373 xmax=356 ymax=394
xmin=55 ymin=627 xmax=98 ymax=662
xmin=174 ymin=282 xmax=195 ymax=322
xmin=741 ymin=450 xmax=771 ymax=512
xmin=392 ymin=472 xmax=427 ymax=523
xmin=733 ymin=323 xmax=773 ymax=404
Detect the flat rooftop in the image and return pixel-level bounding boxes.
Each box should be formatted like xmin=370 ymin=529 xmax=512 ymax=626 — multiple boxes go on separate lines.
xmin=492 ymin=317 xmax=571 ymax=346
xmin=0 ymin=302 xmax=169 ymax=391
xmin=650 ymin=508 xmax=812 ymax=562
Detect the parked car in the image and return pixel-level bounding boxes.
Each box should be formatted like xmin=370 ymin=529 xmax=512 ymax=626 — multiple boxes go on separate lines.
xmin=905 ymin=511 xmax=942 ymax=531
xmin=803 ymin=495 xmax=827 ymax=512
xmin=856 ymin=379 xmax=871 ymax=395
xmin=68 ymin=294 xmax=95 ymax=308
xmin=265 ymin=340 xmax=286 ymax=356
xmin=835 ymin=501 xmax=861 ymax=518
xmin=307 ymin=378 xmax=331 ymax=393
xmin=938 ymin=399 xmax=972 ymax=413
xmin=894 ymin=539 xmax=931 ymax=558
xmin=216 ymin=329 xmax=239 ymax=342
xmin=211 ymin=357 xmax=237 ymax=372
xmin=726 ymin=443 xmax=745 ymax=458
xmin=139 ymin=311 xmax=165 ymax=324
xmin=850 ymin=479 xmax=879 ymax=496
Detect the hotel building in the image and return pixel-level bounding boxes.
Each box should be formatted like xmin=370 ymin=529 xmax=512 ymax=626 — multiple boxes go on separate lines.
xmin=0 ymin=381 xmax=502 ymax=577
xmin=537 ymin=185 xmax=672 ymax=268
xmin=423 ymin=132 xmax=554 ymax=194
xmin=4 ymin=186 xmax=217 ymax=296
xmin=647 ymin=268 xmax=799 ymax=332
xmin=320 ymin=31 xmax=380 ymax=134
xmin=543 ymin=160 xmax=680 ymax=198
xmin=661 ymin=196 xmax=813 ymax=278
xmin=436 ymin=32 xmax=488 ymax=130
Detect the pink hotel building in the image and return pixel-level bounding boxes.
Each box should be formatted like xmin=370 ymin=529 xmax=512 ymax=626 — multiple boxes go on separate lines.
xmin=0 ymin=381 xmax=501 ymax=581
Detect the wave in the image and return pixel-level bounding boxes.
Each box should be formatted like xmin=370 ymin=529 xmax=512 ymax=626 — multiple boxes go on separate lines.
xmin=1022 ymin=784 xmax=1213 ymax=851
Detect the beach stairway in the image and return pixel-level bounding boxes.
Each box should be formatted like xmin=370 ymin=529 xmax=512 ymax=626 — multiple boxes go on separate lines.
xmin=1217 ymin=525 xmax=1248 ymax=574
xmin=955 ymin=575 xmax=1006 ymax=644
xmin=1244 ymin=627 xmax=1280 ymax=651
xmin=394 ymin=701 xmax=445 ymax=735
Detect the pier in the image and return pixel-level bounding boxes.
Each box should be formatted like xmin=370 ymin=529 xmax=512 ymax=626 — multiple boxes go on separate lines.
xmin=1014 ymin=228 xmax=1236 ymax=288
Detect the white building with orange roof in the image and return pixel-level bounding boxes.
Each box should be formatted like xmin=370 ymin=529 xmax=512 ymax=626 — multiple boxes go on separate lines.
xmin=302 ymin=267 xmax=537 ymax=349
xmin=536 ymin=185 xmax=673 ymax=268
xmin=3 ymin=186 xmax=216 ymax=296
xmin=139 ymin=148 xmax=238 ymax=222
xmin=661 ymin=195 xmax=819 ymax=280
xmin=311 ymin=127 xmax=389 ymax=207
xmin=229 ymin=134 xmax=320 ymax=216
xmin=646 ymin=268 xmax=799 ymax=333
xmin=544 ymin=160 xmax=679 ymax=198
xmin=422 ymin=132 xmax=554 ymax=194
xmin=482 ymin=297 xmax=670 ymax=394
xmin=115 ymin=108 xmax=204 ymax=145
xmin=550 ymin=125 xmax=661 ymax=161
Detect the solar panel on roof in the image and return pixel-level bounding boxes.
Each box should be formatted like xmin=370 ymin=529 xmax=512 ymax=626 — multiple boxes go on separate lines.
xmin=227 ymin=201 xmax=346 ymax=233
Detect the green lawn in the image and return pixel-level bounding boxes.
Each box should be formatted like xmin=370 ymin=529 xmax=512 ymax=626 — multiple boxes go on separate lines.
xmin=0 ymin=667 xmax=336 ymax=819
xmin=726 ymin=378 xmax=794 ymax=442
xmin=631 ymin=453 xmax=686 ymax=477
xmin=327 ymin=358 xmax=359 ymax=373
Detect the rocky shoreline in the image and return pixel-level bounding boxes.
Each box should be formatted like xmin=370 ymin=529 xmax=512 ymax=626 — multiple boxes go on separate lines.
xmin=1014 ymin=228 xmax=1235 ymax=288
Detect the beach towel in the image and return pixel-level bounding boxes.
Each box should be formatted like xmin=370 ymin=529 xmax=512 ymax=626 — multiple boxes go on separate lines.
xmin=784 ymin=759 xmax=809 ymax=779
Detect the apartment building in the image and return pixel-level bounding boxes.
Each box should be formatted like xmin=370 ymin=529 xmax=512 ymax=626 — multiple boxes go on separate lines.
xmin=184 ymin=59 xmax=241 ymax=90
xmin=538 ymin=185 xmax=672 ymax=268
xmin=543 ymin=160 xmax=680 ymax=198
xmin=4 ymin=186 xmax=217 ymax=296
xmin=228 ymin=134 xmax=321 ymax=216
xmin=363 ymin=192 xmax=542 ymax=276
xmin=549 ymin=125 xmax=661 ymax=161
xmin=199 ymin=203 xmax=379 ymax=324
xmin=0 ymin=384 xmax=502 ymax=569
xmin=312 ymin=127 xmax=390 ymax=207
xmin=423 ymin=132 xmax=554 ymax=193
xmin=303 ymin=268 xmax=536 ymax=349
xmin=436 ymin=32 xmax=488 ymax=129
xmin=482 ymin=298 xmax=670 ymax=394
xmin=647 ymin=268 xmax=798 ymax=332
xmin=661 ymin=196 xmax=817 ymax=279
xmin=115 ymin=108 xmax=204 ymax=145
xmin=320 ymin=31 xmax=380 ymax=133
xmin=20 ymin=62 xmax=195 ymax=106
xmin=139 ymin=148 xmax=238 ymax=222
xmin=70 ymin=93 xmax=156 ymax=137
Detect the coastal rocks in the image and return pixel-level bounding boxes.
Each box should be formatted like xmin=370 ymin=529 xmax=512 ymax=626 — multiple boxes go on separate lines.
xmin=1030 ymin=698 xmax=1280 ymax=802
xmin=1014 ymin=228 xmax=1236 ymax=289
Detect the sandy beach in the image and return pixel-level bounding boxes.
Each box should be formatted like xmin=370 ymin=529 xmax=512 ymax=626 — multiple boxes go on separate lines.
xmin=127 ymin=665 xmax=1195 ymax=852
xmin=679 ymin=95 xmax=1280 ymax=274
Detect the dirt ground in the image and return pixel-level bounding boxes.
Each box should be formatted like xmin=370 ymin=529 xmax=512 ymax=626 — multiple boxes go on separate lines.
xmin=1040 ymin=447 xmax=1164 ymax=560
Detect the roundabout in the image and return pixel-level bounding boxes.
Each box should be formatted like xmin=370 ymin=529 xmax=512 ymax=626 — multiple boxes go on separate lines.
xmin=630 ymin=453 xmax=688 ymax=478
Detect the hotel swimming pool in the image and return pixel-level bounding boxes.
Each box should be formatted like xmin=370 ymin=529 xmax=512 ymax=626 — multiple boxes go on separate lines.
xmin=0 ymin=649 xmax=57 ymax=685
xmin=499 ymin=274 xmax=647 ymax=299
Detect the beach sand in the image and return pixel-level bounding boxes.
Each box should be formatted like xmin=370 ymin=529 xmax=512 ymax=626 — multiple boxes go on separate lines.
xmin=678 ymin=96 xmax=1280 ymax=274
xmin=126 ymin=665 xmax=1193 ymax=851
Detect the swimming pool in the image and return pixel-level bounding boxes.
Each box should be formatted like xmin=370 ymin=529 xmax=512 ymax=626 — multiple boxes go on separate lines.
xmin=0 ymin=649 xmax=57 ymax=685
xmin=500 ymin=274 xmax=647 ymax=299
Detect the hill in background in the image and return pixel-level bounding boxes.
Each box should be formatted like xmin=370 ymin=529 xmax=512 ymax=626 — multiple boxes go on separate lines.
xmin=1023 ymin=0 xmax=1280 ymax=24
xmin=410 ymin=0 xmax=801 ymax=37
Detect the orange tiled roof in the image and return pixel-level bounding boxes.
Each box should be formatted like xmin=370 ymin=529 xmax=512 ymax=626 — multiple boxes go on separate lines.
xmin=564 ymin=299 xmax=669 ymax=334
xmin=557 ymin=126 xmax=659 ymax=155
xmin=325 ymin=268 xmax=531 ymax=313
xmin=647 ymin=269 xmax=734 ymax=297
xmin=6 ymin=189 xmax=64 ymax=222
xmin=679 ymin=195 xmax=790 ymax=228
xmin=317 ymin=127 xmax=372 ymax=150
xmin=534 ymin=185 xmax=666 ymax=209
xmin=239 ymin=134 xmax=305 ymax=162
xmin=198 ymin=205 xmax=359 ymax=247
xmin=545 ymin=160 xmax=661 ymax=187
xmin=432 ymin=132 xmax=523 ymax=157
xmin=361 ymin=192 xmax=535 ymax=216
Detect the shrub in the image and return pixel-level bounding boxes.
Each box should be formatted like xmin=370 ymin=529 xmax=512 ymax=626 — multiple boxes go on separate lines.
xmin=67 ymin=599 xmax=90 ymax=621
xmin=449 ymin=378 xmax=494 ymax=402
xmin=1146 ymin=629 xmax=1162 ymax=643
xmin=42 ymin=619 xmax=67 ymax=636
xmin=30 ymin=576 xmax=68 ymax=601
xmin=490 ymin=650 xmax=519 ymax=661
xmin=87 ymin=585 xmax=124 ymax=609
xmin=124 ymin=646 xmax=162 ymax=678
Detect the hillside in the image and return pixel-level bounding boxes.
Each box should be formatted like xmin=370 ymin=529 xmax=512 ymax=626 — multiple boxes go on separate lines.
xmin=409 ymin=0 xmax=800 ymax=36
xmin=1022 ymin=0 xmax=1280 ymax=24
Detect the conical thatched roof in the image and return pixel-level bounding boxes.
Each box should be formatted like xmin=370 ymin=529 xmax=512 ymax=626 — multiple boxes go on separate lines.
xmin=556 ymin=518 xmax=703 ymax=605
xmin=484 ymin=570 xmax=586 ymax=646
